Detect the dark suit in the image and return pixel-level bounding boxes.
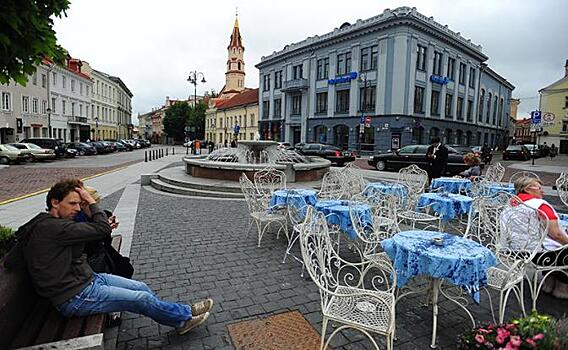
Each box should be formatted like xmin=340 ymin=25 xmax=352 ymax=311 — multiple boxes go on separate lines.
xmin=426 ymin=143 xmax=448 ymax=180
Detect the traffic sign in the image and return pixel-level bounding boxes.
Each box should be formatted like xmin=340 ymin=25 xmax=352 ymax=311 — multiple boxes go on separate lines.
xmin=184 ymin=126 xmax=191 ymax=132
xmin=364 ymin=116 xmax=371 ymax=128
xmin=234 ymin=124 xmax=240 ymax=134
xmin=359 ymin=116 xmax=365 ymax=124
xmin=531 ymin=111 xmax=542 ymax=124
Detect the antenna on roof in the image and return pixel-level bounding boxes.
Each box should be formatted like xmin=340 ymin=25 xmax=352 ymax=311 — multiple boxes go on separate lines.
xmin=235 ymin=6 xmax=238 ymax=17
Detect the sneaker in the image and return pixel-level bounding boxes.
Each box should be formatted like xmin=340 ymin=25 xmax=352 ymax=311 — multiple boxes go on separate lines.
xmin=191 ymin=298 xmax=214 ymax=316
xmin=176 ymin=312 xmax=210 ymax=335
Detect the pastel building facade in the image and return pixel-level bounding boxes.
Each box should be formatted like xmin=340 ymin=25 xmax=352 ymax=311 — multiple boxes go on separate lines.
xmin=539 ymin=60 xmax=568 ymax=153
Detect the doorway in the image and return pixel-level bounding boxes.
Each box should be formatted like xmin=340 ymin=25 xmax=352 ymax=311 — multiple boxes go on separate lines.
xmin=292 ymin=126 xmax=301 ymax=146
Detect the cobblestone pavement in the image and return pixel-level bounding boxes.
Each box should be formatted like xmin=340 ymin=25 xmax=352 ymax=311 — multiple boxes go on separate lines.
xmin=116 ymin=188 xmax=568 ymax=349
xmin=0 ymin=160 xmax=139 ymax=202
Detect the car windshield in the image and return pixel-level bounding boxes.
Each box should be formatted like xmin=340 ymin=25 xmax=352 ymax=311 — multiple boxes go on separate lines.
xmin=507 ymin=145 xmax=523 ymax=150
xmin=27 ymin=144 xmax=42 ymax=149
xmin=525 ymin=145 xmax=537 ymax=150
xmin=10 ymin=144 xmax=26 ymax=149
xmin=1 ymin=144 xmax=19 ymax=151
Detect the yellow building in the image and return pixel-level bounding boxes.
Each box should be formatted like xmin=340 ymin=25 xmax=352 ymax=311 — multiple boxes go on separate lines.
xmin=539 ymin=60 xmax=568 ymax=153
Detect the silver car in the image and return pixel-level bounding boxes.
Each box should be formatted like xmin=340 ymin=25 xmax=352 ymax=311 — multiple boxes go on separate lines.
xmin=10 ymin=143 xmax=56 ymax=161
xmin=0 ymin=144 xmax=29 ymax=164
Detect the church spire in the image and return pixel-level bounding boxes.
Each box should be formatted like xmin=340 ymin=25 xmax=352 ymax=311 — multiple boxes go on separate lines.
xmin=228 ymin=13 xmax=244 ymax=50
xmin=220 ymin=12 xmax=246 ymax=98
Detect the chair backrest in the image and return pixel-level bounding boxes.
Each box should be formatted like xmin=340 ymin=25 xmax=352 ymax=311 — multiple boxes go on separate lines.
xmin=299 ymin=206 xmax=396 ymax=310
xmin=464 ymin=192 xmax=512 ymax=250
xmin=556 ymin=172 xmax=568 ymax=209
xmin=509 ymin=171 xmax=540 ymax=184
xmin=253 ymin=167 xmax=286 ymax=197
xmin=339 ymin=163 xmax=368 ymax=198
xmin=497 ymin=196 xmax=549 ymax=269
xmin=318 ymin=170 xmax=346 ymax=200
xmin=484 ymin=162 xmax=505 ymax=182
xmin=287 ymin=195 xmax=310 ymax=227
xmin=349 ymin=194 xmax=395 ymax=257
xmin=397 ymin=165 xmax=428 ymax=204
xmin=239 ymin=173 xmax=265 ymax=213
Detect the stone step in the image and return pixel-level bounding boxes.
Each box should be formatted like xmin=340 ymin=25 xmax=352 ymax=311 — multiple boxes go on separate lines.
xmin=158 ymin=174 xmax=243 ymax=193
xmin=150 ymin=178 xmax=244 ymax=199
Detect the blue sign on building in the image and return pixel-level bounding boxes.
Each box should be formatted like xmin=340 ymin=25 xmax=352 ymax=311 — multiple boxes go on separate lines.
xmin=234 ymin=124 xmax=240 ymax=134
xmin=328 ymin=71 xmax=358 ymax=85
xmin=430 ymin=75 xmax=449 ymax=85
xmin=531 ymin=111 xmax=542 ymax=124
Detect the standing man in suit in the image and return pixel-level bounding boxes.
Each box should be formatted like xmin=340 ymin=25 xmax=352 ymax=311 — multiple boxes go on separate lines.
xmin=426 ymin=137 xmax=448 ymax=181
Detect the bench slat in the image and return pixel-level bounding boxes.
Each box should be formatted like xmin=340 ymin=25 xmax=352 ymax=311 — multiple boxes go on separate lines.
xmin=8 ymin=298 xmax=51 ymax=349
xmin=82 ymin=314 xmax=107 ymax=336
xmin=60 ymin=316 xmax=86 ymax=340
xmin=34 ymin=307 xmax=67 ymax=345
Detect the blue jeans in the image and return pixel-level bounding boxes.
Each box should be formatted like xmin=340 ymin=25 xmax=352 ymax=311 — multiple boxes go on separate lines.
xmin=56 ymin=273 xmax=192 ymax=327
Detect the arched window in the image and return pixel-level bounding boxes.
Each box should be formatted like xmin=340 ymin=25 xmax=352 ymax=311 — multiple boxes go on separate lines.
xmin=430 ymin=127 xmax=440 ymax=139
xmin=478 ymin=89 xmax=485 ymax=121
xmin=486 ymin=93 xmax=492 ymax=123
xmin=466 ymin=131 xmax=472 ymax=145
xmin=456 ymin=129 xmax=463 ymax=145
xmin=356 ymin=125 xmax=375 ymax=151
xmin=314 ymin=125 xmax=328 ymax=143
xmin=333 ymin=124 xmax=349 ymax=150
xmin=238 ymin=62 xmax=241 ymax=70
xmin=444 ymin=128 xmax=452 ymax=145
xmin=413 ymin=126 xmax=424 ymax=144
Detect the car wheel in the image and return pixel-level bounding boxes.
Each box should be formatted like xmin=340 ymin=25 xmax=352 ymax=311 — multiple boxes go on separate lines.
xmin=79 ymin=150 xmax=85 ymax=156
xmin=376 ymin=160 xmax=387 ymax=171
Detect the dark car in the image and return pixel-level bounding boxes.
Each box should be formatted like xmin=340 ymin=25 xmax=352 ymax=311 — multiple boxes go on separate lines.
xmin=503 ymin=145 xmax=530 ymax=161
xmin=67 ymin=142 xmax=97 ymax=155
xmin=523 ymin=144 xmax=541 ymax=158
xmin=65 ymin=148 xmax=77 ymax=158
xmin=294 ymin=142 xmax=306 ymax=152
xmin=297 ymin=143 xmax=356 ymax=166
xmin=446 ymin=145 xmax=481 ymax=158
xmin=20 ymin=138 xmax=67 ymax=157
xmin=88 ymin=141 xmax=109 ymax=154
xmin=116 ymin=139 xmax=134 ymax=151
xmin=367 ymin=144 xmax=469 ymax=175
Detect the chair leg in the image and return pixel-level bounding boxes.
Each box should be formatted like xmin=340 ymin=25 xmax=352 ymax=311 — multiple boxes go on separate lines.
xmin=320 ymin=317 xmax=329 ymax=350
xmin=485 ymin=288 xmax=497 ymax=324
xmin=500 ymin=288 xmax=514 ymax=324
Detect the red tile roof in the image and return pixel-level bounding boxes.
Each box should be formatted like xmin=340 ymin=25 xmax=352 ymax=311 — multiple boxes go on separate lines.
xmin=216 ymin=88 xmax=258 ymax=110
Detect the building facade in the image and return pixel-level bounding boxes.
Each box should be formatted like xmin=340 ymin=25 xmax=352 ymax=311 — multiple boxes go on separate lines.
xmin=514 ymin=118 xmax=532 ymax=144
xmin=206 ymin=88 xmax=259 ymax=144
xmin=0 ymin=61 xmax=50 ymax=143
xmin=539 ymin=60 xmax=568 ymax=153
xmin=110 ymin=77 xmax=133 ymax=139
xmin=256 ymin=6 xmax=514 ymax=152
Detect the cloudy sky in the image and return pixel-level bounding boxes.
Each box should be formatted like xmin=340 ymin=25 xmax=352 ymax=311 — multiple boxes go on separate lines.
xmin=53 ymin=0 xmax=568 ymax=123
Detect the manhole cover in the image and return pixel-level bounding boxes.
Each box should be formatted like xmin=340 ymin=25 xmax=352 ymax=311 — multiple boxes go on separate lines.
xmin=227 ymin=310 xmax=331 ymax=350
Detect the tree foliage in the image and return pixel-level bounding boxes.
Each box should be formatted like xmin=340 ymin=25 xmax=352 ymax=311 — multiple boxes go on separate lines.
xmin=188 ymin=102 xmax=207 ymax=139
xmin=163 ymin=103 xmax=190 ymax=142
xmin=0 ymin=0 xmax=70 ymax=85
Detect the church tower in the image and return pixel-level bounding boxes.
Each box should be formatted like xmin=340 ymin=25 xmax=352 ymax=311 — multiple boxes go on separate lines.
xmin=221 ymin=15 xmax=245 ymax=97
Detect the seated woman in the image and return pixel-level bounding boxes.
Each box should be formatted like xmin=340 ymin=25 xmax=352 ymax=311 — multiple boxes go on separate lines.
xmin=457 ymin=153 xmax=481 ymax=179
xmin=509 ymin=177 xmax=568 ymax=299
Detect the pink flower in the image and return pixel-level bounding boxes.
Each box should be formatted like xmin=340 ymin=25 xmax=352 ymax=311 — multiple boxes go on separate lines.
xmin=526 ymin=338 xmax=537 ymax=347
xmin=478 ymin=328 xmax=491 ymax=334
xmin=510 ymin=336 xmax=522 ymax=347
xmin=496 ymin=328 xmax=510 ymax=344
xmin=475 ymin=334 xmax=485 ymax=344
xmin=533 ymin=333 xmax=545 ymax=340
xmin=505 ymin=323 xmax=516 ymax=330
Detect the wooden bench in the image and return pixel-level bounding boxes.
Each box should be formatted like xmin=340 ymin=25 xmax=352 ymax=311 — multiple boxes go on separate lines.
xmin=0 ymin=235 xmax=122 ymax=350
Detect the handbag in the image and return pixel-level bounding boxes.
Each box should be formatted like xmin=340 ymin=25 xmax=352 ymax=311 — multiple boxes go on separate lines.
xmin=103 ymin=244 xmax=134 ymax=279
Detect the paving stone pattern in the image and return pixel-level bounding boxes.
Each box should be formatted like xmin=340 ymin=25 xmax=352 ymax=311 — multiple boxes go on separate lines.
xmin=100 ymin=188 xmax=126 ymax=214
xmin=117 ymin=188 xmax=568 ymax=349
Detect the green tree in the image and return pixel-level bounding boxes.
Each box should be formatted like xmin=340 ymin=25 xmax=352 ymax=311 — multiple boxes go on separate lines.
xmin=0 ymin=0 xmax=70 ymax=85
xmin=163 ymin=102 xmax=190 ymax=142
xmin=188 ymin=102 xmax=207 ymax=139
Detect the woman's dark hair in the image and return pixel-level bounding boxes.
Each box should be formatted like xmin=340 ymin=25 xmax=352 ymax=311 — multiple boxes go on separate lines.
xmin=46 ymin=179 xmax=83 ymax=210
xmin=431 ymin=137 xmax=441 ymax=144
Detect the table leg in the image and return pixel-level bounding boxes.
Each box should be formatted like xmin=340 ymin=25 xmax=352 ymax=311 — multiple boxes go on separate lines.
xmin=430 ymin=279 xmax=441 ymax=349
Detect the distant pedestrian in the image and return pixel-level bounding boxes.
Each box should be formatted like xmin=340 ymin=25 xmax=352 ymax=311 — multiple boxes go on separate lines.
xmin=224 ymin=140 xmax=228 ymax=148
xmin=542 ymin=142 xmax=550 ymax=157
xmin=208 ymin=141 xmax=214 ymax=153
xmin=550 ymin=144 xmax=558 ymax=159
xmin=195 ymin=140 xmax=201 ymax=155
xmin=230 ymin=139 xmax=237 ymax=148
xmin=426 ymin=137 xmax=448 ymax=181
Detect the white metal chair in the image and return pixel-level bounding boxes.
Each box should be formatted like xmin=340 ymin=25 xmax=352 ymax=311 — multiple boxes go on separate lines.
xmin=340 ymin=163 xmax=368 ymax=198
xmin=555 ymin=172 xmax=568 ymax=208
xmin=318 ymin=170 xmax=347 ymax=200
xmin=282 ymin=196 xmax=310 ymax=276
xmin=239 ymin=173 xmax=288 ymax=247
xmin=484 ymin=162 xmax=505 ymax=183
xmin=509 ymin=171 xmax=540 ymax=184
xmin=300 ymin=207 xmax=396 ymax=350
xmin=253 ymin=166 xmax=287 ymax=199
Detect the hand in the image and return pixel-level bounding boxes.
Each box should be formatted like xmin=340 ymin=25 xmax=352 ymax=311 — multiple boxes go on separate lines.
xmin=108 ymin=215 xmax=119 ymax=230
xmin=75 ymin=187 xmax=96 ymax=205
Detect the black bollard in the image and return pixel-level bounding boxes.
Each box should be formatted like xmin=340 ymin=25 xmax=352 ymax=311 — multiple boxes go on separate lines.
xmin=145 ymin=150 xmax=148 ymax=162
xmin=149 ymin=150 xmax=153 ymax=161
xmin=166 ymin=148 xmax=168 ymax=156
xmin=153 ymin=149 xmax=156 ymax=160
xmin=160 ymin=149 xmax=163 ymax=158
xmin=172 ymin=147 xmax=175 ymax=155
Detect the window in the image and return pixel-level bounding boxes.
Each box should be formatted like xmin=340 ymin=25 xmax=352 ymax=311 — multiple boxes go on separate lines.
xmin=336 ymin=52 xmax=351 ymax=75
xmin=292 ymin=95 xmax=302 ymax=115
xmin=1 ymin=92 xmax=10 ymax=110
xmin=22 ymin=96 xmax=29 ymax=113
xmin=360 ymin=45 xmax=378 ymax=71
xmin=274 ymin=71 xmax=282 ymax=89
xmin=317 ymin=58 xmax=329 ymax=80
xmin=469 ymin=67 xmax=476 ymax=88
xmin=71 ymin=80 xmax=75 ymax=92
xmin=458 ymin=63 xmax=466 ymax=85
xmin=263 ymin=74 xmax=270 ymax=91
xmin=431 ymin=90 xmax=440 ymax=115
xmin=79 ymin=104 xmax=83 ymax=116
xmin=86 ymin=105 xmax=89 ymax=118
xmin=445 ymin=93 xmax=453 ymax=117
xmin=41 ymin=74 xmax=46 ymax=88
xmin=41 ymin=100 xmax=47 ymax=114
xmin=274 ymin=99 xmax=281 ymax=118
xmin=32 ymin=98 xmax=38 ymax=114
xmin=32 ymin=72 xmax=37 ymax=85
xmin=433 ymin=51 xmax=442 ymax=76
xmin=86 ymin=85 xmax=90 ymax=96
xmin=51 ymin=97 xmax=56 ymax=112
xmin=359 ymin=86 xmax=376 ymax=111
xmin=293 ymin=64 xmax=303 ymax=79
xmin=486 ymin=93 xmax=492 ymax=123
xmin=565 ymin=96 xmax=568 ymax=109
xmin=478 ymin=89 xmax=485 ymax=121
xmin=80 ymin=83 xmax=83 ymax=95
xmin=335 ymin=90 xmax=349 ymax=113
xmin=71 ymin=102 xmax=75 ymax=116
xmin=414 ymin=86 xmax=425 ymax=113
xmin=262 ymin=100 xmax=270 ymax=119
xmin=316 ymin=92 xmax=328 ymax=114
xmin=498 ymin=98 xmax=504 ymax=126
xmin=563 ymin=121 xmax=568 ymax=132
xmin=447 ymin=58 xmax=455 ymax=80
xmin=467 ymin=99 xmax=473 ymax=121
xmin=457 ymin=97 xmax=464 ymax=120
xmin=492 ymin=96 xmax=498 ymax=124
xmin=62 ymin=100 xmax=66 ymax=115
xmin=250 ymin=113 xmax=255 ymax=125
xmin=62 ymin=76 xmax=66 ymax=89
xmin=52 ymin=72 xmax=57 ymax=86
xmin=416 ymin=45 xmax=427 ymax=71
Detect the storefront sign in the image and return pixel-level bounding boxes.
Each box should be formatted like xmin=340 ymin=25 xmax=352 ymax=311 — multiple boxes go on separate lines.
xmin=430 ymin=75 xmax=449 ymax=85
xmin=542 ymin=112 xmax=555 ymax=126
xmin=328 ymin=72 xmax=358 ymax=84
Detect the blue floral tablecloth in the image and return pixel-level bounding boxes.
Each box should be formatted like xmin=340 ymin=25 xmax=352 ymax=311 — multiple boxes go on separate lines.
xmin=418 ymin=193 xmax=473 ymax=221
xmin=314 ymin=200 xmax=372 ymax=240
xmin=270 ymin=189 xmax=318 ymax=217
xmin=363 ymin=182 xmax=408 ymax=199
xmin=484 ymin=183 xmax=515 ymax=196
xmin=381 ymin=230 xmax=496 ymax=302
xmin=431 ymin=177 xmax=472 ymax=194
xmin=559 ymin=213 xmax=568 ymax=230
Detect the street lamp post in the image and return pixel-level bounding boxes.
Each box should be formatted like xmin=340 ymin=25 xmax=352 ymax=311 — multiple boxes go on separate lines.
xmin=358 ymin=72 xmax=370 ymax=157
xmin=47 ymin=107 xmax=52 ymax=138
xmin=187 ymin=71 xmax=206 ymax=143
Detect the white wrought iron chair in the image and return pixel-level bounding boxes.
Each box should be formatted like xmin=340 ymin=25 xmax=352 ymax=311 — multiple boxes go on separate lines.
xmin=340 ymin=163 xmax=368 ymax=198
xmin=300 ymin=206 xmax=396 ymax=350
xmin=509 ymin=171 xmax=540 ymax=184
xmin=253 ymin=166 xmax=287 ymax=200
xmin=282 ymin=195 xmax=310 ymax=276
xmin=395 ymin=165 xmax=441 ymax=230
xmin=484 ymin=162 xmax=505 ymax=183
xmin=318 ymin=170 xmax=347 ymax=200
xmin=555 ymin=172 xmax=568 ymax=208
xmin=239 ymin=173 xmax=288 ymax=247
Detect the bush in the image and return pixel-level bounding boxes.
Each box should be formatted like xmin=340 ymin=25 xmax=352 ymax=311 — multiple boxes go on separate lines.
xmin=458 ymin=312 xmax=567 ymax=349
xmin=0 ymin=225 xmax=14 ymax=258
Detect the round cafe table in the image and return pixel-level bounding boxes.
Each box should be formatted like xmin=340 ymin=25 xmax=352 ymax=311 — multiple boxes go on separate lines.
xmin=430 ymin=177 xmax=472 ymax=194
xmin=363 ymin=182 xmax=408 ymax=198
xmin=314 ymin=200 xmax=372 ymax=240
xmin=270 ymin=189 xmax=318 ymax=218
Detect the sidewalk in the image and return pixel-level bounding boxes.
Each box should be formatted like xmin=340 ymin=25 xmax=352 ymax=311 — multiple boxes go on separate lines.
xmin=509 ymin=154 xmax=568 ymax=173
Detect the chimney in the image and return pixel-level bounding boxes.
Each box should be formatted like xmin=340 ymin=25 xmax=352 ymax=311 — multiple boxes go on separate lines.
xmin=565 ymin=59 xmax=568 ymax=77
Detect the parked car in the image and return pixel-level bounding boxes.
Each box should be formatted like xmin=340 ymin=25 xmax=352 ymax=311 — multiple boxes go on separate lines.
xmin=367 ymin=144 xmax=469 ymax=174
xmin=140 ymin=139 xmax=151 ymax=147
xmin=297 ymin=143 xmax=356 ymax=166
xmin=116 ymin=139 xmax=133 ymax=151
xmin=277 ymin=142 xmax=291 ymax=150
xmin=446 ymin=145 xmax=481 ymax=158
xmin=112 ymin=141 xmax=127 ymax=152
xmin=88 ymin=141 xmax=109 ymax=154
xmin=65 ymin=148 xmax=77 ymax=158
xmin=125 ymin=139 xmax=142 ymax=149
xmin=66 ymin=142 xmax=97 ymax=155
xmin=20 ymin=138 xmax=67 ymax=157
xmin=523 ymin=144 xmax=542 ymax=158
xmin=502 ymin=145 xmax=530 ymax=161
xmin=0 ymin=144 xmax=29 ymax=164
xmin=294 ymin=142 xmax=306 ymax=152
xmin=10 ymin=143 xmax=56 ymax=161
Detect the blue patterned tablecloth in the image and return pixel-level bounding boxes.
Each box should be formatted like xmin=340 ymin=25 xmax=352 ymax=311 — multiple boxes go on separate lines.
xmin=431 ymin=177 xmax=472 ymax=194
xmin=270 ymin=189 xmax=318 ymax=217
xmin=418 ymin=193 xmax=473 ymax=221
xmin=484 ymin=183 xmax=515 ymax=196
xmin=559 ymin=213 xmax=568 ymax=230
xmin=381 ymin=230 xmax=496 ymax=302
xmin=314 ymin=200 xmax=372 ymax=240
xmin=363 ymin=182 xmax=408 ymax=199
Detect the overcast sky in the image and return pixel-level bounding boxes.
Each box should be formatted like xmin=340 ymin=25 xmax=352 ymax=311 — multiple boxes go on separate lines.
xmin=53 ymin=0 xmax=568 ymax=122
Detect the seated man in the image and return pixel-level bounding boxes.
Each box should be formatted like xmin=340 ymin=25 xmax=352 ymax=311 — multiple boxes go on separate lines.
xmin=4 ymin=180 xmax=213 ymax=334
xmin=505 ymin=177 xmax=568 ymax=299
